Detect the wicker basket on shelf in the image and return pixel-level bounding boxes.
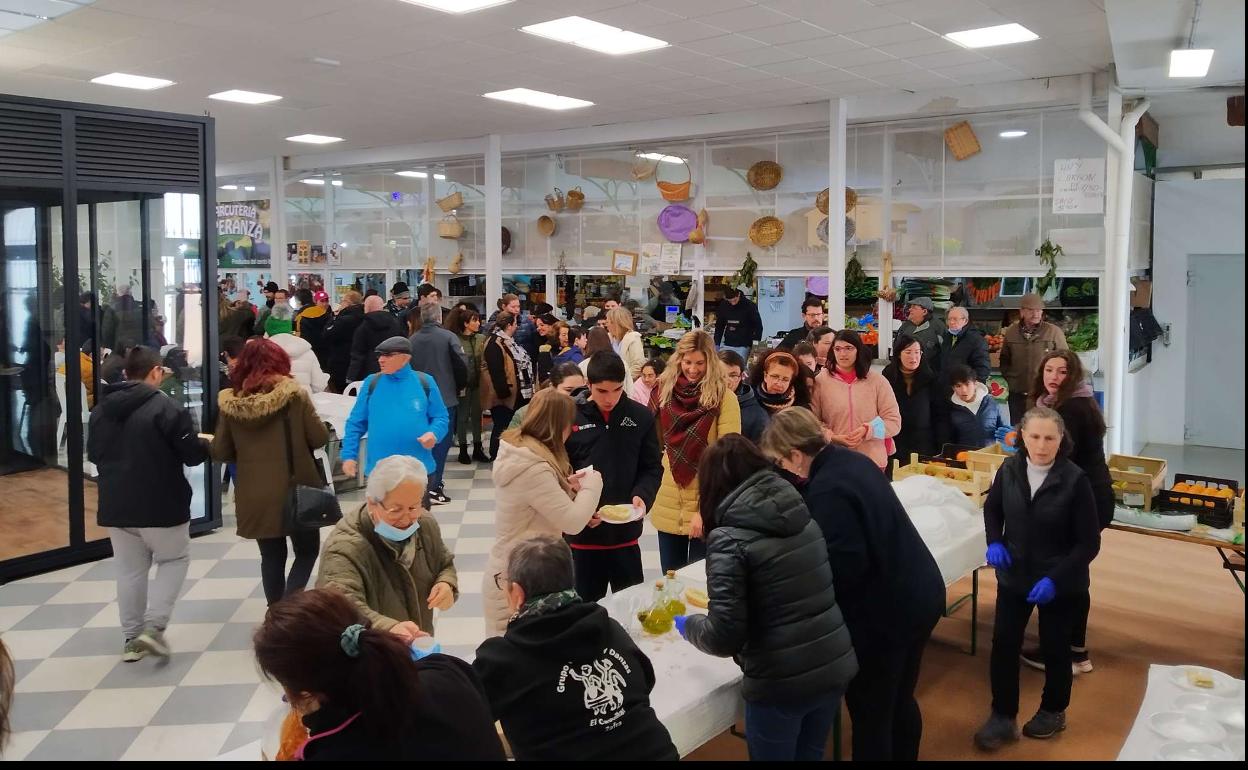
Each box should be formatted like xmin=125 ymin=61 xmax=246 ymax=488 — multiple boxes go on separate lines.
xmin=748 ymin=216 xmax=784 ymax=247
xmin=944 ymin=121 xmax=981 ymax=161
xmin=435 ymin=186 xmax=462 ymax=213
xmin=437 ymin=215 xmax=464 ymax=239
xmin=544 ymin=188 xmax=565 ymax=212
xmin=537 ymin=215 xmax=557 ymax=237
xmin=815 ymin=187 xmax=829 ymax=215
xmin=565 ymin=186 xmax=585 ymax=211
xmin=747 ymin=160 xmax=783 ymax=190
xmin=845 ymin=186 xmax=858 ymax=212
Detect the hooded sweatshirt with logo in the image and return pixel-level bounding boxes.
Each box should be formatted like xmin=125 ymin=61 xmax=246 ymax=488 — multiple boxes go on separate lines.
xmin=473 ymin=601 xmax=678 ymax=761
xmin=948 ymin=380 xmax=1008 ymax=447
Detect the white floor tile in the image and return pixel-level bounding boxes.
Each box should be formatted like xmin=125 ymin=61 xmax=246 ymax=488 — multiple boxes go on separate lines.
xmin=227 ymin=598 xmax=269 ymax=625
xmin=1 ymin=628 xmax=76 ymax=661
xmin=121 ymin=723 xmax=235 ymax=761
xmin=180 ymin=651 xmax=262 ymax=687
xmin=215 ymin=739 xmax=263 ymax=761
xmin=461 ymin=511 xmax=495 ymax=526
xmin=466 ymin=488 xmax=497 ymax=501
xmin=238 ymin=681 xmax=282 ymax=723
xmin=164 ymin=623 xmax=227 ymax=654
xmin=185 ymin=559 xmax=218 ymax=580
xmin=181 ymin=578 xmax=261 ymax=601
xmin=57 ymin=686 xmax=175 ymax=729
xmin=456 ymin=571 xmax=484 ymax=595
xmin=17 ymin=655 xmax=121 ymax=693
xmin=430 ymin=616 xmax=487 ymax=648
xmin=0 ymin=604 xmax=38 ymax=632
xmin=83 ymin=602 xmax=121 ymax=629
xmin=438 ymin=523 xmax=461 ymax=541
xmin=2 ymin=730 xmax=51 ymax=761
xmin=45 ymin=580 xmax=117 ymax=605
xmin=16 ymin=562 xmax=94 ymax=584
xmin=222 ymin=542 xmax=260 ymax=561
xmin=641 ymin=549 xmax=662 ymax=570
xmin=453 ymin=537 xmax=495 ymax=555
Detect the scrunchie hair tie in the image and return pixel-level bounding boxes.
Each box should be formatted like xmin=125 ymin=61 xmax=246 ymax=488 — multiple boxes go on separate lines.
xmin=339 ymin=623 xmax=365 ymax=658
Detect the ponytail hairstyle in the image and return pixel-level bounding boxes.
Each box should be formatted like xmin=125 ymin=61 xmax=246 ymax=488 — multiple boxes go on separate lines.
xmin=253 ymin=588 xmax=421 ymax=740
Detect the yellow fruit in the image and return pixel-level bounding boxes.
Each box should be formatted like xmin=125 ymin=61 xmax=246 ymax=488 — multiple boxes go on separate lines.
xmin=1173 ymin=483 xmax=1191 ymax=493
xmin=1218 ymin=488 xmax=1235 ymax=500
xmin=1180 ymin=497 xmax=1192 ymax=505
xmin=1205 ymin=501 xmax=1216 ymax=508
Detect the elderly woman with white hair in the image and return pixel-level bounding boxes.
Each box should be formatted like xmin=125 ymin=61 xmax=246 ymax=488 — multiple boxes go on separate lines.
xmin=316 ymin=455 xmax=457 ymax=642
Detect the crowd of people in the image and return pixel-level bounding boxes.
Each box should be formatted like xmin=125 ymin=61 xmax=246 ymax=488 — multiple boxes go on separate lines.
xmin=3 ymin=280 xmax=1113 ymax=762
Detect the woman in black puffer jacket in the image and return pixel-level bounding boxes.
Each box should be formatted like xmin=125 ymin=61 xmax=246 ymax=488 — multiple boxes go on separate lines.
xmin=677 ymin=434 xmax=858 ymax=762
xmin=882 ymin=334 xmax=941 ymax=473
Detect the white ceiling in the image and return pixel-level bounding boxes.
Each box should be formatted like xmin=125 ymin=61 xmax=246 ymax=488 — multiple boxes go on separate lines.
xmin=0 ymin=0 xmax=1117 ymax=163
xmin=1106 ymin=0 xmax=1245 ymax=91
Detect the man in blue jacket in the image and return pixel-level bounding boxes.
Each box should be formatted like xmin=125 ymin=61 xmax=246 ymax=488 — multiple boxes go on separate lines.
xmin=341 ymin=336 xmax=448 ymax=508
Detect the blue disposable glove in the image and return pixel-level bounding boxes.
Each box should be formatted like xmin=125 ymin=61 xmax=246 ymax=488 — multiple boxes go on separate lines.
xmin=1026 ymin=577 xmax=1057 ymax=605
xmin=673 ymin=615 xmax=689 ymax=639
xmin=985 ymin=542 xmax=1012 ymax=569
xmin=409 ymin=640 xmax=443 ymax=661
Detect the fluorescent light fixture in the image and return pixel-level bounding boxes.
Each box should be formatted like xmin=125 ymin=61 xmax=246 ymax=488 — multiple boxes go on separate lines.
xmin=1169 ymin=48 xmax=1214 ymax=78
xmin=209 ymin=89 xmax=282 ymax=105
xmin=483 ymin=87 xmax=593 ymax=111
xmin=434 ymin=174 xmax=446 ymax=180
xmin=396 ymin=170 xmax=428 ymax=178
xmin=303 ymin=178 xmax=326 ymax=185
xmin=286 ymin=134 xmax=343 ymax=144
xmin=522 ymin=16 xmax=667 ymax=55
xmin=244 ymin=186 xmax=256 ymax=192
xmin=998 ymin=130 xmax=1028 ymax=138
xmin=331 ymin=180 xmax=344 ymax=187
xmin=219 ymin=185 xmax=238 ymax=190
xmin=636 ymin=152 xmax=685 ymax=164
xmin=398 ymin=0 xmax=513 ymax=13
xmin=91 ymin=72 xmax=174 ymax=90
xmin=944 ymin=23 xmax=1038 ymax=49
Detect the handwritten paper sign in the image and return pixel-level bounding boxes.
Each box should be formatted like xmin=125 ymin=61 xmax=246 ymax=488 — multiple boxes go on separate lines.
xmin=640 ymin=243 xmax=661 ymax=275
xmin=658 ymin=243 xmax=682 ymax=274
xmin=1053 ymin=158 xmax=1105 ymax=215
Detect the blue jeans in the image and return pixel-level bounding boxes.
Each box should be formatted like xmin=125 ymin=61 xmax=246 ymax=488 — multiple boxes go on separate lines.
xmin=745 ymin=689 xmax=844 ymax=761
xmin=657 ymin=531 xmax=707 ymax=573
xmin=431 ymin=405 xmax=457 ymax=493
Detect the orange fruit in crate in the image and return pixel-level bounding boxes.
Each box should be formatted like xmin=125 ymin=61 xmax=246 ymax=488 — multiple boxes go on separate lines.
xmin=1179 ymin=497 xmax=1192 ymax=505
xmin=956 ymin=451 xmax=969 ymax=462
xmin=1172 ymin=483 xmax=1190 ymax=493
xmin=1205 ymin=501 xmax=1216 ymax=508
xmin=1217 ymin=487 xmax=1235 ymax=499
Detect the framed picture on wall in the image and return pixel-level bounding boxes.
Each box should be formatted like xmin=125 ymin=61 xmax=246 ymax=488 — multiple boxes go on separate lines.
xmin=611 ymin=250 xmax=638 ymax=276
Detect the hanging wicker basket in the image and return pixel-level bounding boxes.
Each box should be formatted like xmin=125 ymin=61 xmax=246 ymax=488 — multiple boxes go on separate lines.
xmin=747 ymin=160 xmax=783 ymax=191
xmin=544 ymin=188 xmax=565 ymax=212
xmin=656 ymin=158 xmax=692 ymax=202
xmin=437 ymin=215 xmax=464 ymax=239
xmin=631 ymin=157 xmax=656 ymax=181
xmin=565 ymin=186 xmax=585 ymax=211
xmin=537 ymin=215 xmax=557 ymax=237
xmin=944 ymin=121 xmax=982 ymax=161
xmin=816 ymin=187 xmax=830 ymax=215
xmin=449 ymin=252 xmax=463 ymax=274
xmin=748 ymin=216 xmax=784 ymax=248
xmin=435 ymin=185 xmax=462 ymax=213
xmin=501 ymin=226 xmax=512 ymax=254
xmin=844 ymin=186 xmax=858 ymax=213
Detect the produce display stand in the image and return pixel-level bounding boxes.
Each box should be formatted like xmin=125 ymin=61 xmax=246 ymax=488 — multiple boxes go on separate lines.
xmin=1107 ymin=523 xmax=1245 ymax=593
xmin=1108 ymin=453 xmax=1168 ymax=511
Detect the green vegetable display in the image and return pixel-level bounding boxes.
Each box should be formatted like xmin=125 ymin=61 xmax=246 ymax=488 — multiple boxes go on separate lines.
xmin=1066 ymin=313 xmax=1099 ymax=352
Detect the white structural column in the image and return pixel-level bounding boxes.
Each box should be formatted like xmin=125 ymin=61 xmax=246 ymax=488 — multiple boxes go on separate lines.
xmin=485 ymin=134 xmax=503 ymax=305
xmin=1078 ymin=73 xmax=1149 ymax=453
xmin=271 ymin=154 xmax=287 ymax=286
xmin=826 ymin=98 xmax=848 ymax=327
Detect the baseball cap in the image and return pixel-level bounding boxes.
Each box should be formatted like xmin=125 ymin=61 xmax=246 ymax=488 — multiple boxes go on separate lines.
xmin=264 ymin=281 xmax=280 ymax=294
xmin=314 ymin=291 xmax=329 ymax=303
xmin=391 ymin=281 xmax=410 ymax=298
xmin=1019 ymin=293 xmax=1045 ymax=310
xmin=908 ymin=296 xmax=934 ymax=312
xmin=374 ymin=336 xmax=411 ymax=355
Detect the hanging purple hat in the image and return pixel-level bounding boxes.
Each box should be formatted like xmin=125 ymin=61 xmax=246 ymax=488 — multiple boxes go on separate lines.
xmin=657 ymin=204 xmax=698 ymax=243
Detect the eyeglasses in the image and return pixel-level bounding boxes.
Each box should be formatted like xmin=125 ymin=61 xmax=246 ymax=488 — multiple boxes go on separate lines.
xmin=493 ymin=572 xmax=509 ymax=591
xmin=371 ymin=500 xmax=422 ymax=516
xmin=764 ymin=372 xmax=792 ymax=385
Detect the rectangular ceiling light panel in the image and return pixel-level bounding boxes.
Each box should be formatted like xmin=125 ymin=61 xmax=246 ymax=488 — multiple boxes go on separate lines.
xmin=209 ymin=89 xmax=282 ymax=104
xmin=522 ymin=15 xmax=667 ymax=55
xmin=482 ymin=87 xmax=593 ymax=110
xmin=398 ymin=0 xmax=512 ymax=13
xmin=91 ymin=72 xmax=174 ymax=90
xmin=944 ymin=23 xmax=1038 ymax=49
xmin=1169 ymin=49 xmax=1214 ymax=78
xmin=286 ymin=134 xmax=344 ymax=144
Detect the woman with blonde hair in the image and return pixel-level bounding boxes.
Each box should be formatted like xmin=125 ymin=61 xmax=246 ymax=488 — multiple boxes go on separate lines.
xmin=649 ymin=329 xmax=741 ymax=572
xmin=606 ymin=306 xmax=646 ymax=380
xmin=483 ymin=388 xmax=603 ymax=636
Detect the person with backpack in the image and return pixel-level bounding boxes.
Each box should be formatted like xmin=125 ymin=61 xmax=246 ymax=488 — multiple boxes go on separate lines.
xmin=341 ymin=336 xmax=449 ymax=510
xmin=88 ymin=347 xmax=210 ymax=661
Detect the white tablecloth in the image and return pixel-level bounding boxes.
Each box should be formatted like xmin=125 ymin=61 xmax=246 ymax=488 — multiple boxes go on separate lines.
xmin=600 ymin=560 xmax=744 ymax=758
xmin=1117 ymin=664 xmax=1245 ymax=760
xmin=310 ymin=391 xmax=356 ymax=437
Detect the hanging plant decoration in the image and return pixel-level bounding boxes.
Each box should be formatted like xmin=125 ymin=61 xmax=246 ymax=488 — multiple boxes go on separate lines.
xmin=730 ymin=252 xmax=758 ymax=292
xmin=1034 ymin=239 xmax=1063 ymax=296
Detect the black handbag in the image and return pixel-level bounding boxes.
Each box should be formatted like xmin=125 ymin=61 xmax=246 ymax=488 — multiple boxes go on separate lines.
xmin=281 ymin=410 xmax=342 ymax=532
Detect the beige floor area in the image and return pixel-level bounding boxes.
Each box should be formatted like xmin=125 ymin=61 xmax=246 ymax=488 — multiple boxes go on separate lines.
xmin=0 ymin=468 xmax=108 ymax=562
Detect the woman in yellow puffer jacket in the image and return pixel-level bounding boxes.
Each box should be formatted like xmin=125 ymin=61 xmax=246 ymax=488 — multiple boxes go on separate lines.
xmin=648 ymin=330 xmax=740 ymax=572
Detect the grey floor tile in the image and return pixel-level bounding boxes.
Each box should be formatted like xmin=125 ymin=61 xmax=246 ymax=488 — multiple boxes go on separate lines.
xmin=11 ymin=603 xmax=109 ymax=631
xmin=441 ymin=592 xmax=484 ymax=617
xmin=188 ymin=542 xmax=237 ymax=560
xmin=452 ymin=553 xmax=489 ymax=571
xmin=8 ymin=690 xmax=90 ymax=731
xmin=79 ymin=560 xmax=119 ymax=580
xmin=249 ymin=582 xmax=269 ymax=600
xmin=52 ymin=627 xmax=126 ymax=658
xmin=170 ymin=598 xmax=247 ymax=623
xmin=220 ymin=720 xmax=267 ymax=755
xmin=204 ymin=559 xmax=265 ymax=579
xmin=206 ymin=622 xmax=260 ymax=652
xmin=13 ymin=657 xmax=40 ymax=685
xmin=25 ymin=727 xmax=143 ymax=761
xmin=455 ymin=524 xmax=497 ymax=539
xmin=96 ymin=652 xmax=198 ymax=690
xmin=465 ymin=499 xmax=497 ymax=512
xmin=0 ymin=582 xmax=66 ymax=607
xmin=149 ymin=683 xmax=258 ymax=726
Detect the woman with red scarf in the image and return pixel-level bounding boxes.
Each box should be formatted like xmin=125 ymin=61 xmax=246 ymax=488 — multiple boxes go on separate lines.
xmin=648 ymin=330 xmax=741 ymax=572
xmin=809 ymin=330 xmax=901 ymax=471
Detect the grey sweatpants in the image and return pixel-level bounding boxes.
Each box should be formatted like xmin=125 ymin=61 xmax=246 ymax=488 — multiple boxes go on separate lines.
xmin=108 ymin=524 xmax=190 ymax=640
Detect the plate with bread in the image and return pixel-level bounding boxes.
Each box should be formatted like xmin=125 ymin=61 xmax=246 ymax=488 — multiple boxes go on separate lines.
xmin=597 ymin=504 xmax=645 ymax=525
xmin=1170 ymin=666 xmax=1242 ymax=698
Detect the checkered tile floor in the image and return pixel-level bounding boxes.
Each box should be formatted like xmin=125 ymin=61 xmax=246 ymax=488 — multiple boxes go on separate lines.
xmin=0 ymin=462 xmax=665 ymax=761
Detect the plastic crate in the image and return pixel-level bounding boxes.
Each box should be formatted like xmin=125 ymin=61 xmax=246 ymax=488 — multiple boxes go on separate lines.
xmin=1108 ymin=453 xmax=1168 ymax=511
xmin=1159 ymin=472 xmax=1238 ymax=529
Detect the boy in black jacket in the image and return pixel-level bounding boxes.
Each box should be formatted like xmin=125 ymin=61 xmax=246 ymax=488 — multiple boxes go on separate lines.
xmin=565 ymin=353 xmax=663 ymax=601
xmin=87 ymin=348 xmax=209 ymax=662
xmin=474 ymin=536 xmax=677 ymax=761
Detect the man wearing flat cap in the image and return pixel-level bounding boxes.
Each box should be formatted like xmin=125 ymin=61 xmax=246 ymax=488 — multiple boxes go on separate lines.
xmin=1000 ymin=293 xmax=1067 ymax=423
xmin=896 ymin=296 xmax=947 ymax=365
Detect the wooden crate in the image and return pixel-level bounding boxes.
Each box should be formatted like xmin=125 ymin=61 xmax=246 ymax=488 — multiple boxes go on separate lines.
xmin=1108 ymin=453 xmax=1167 ymax=511
xmin=893 ymin=453 xmax=992 ymax=507
xmin=966 ymin=444 xmax=1008 ymax=481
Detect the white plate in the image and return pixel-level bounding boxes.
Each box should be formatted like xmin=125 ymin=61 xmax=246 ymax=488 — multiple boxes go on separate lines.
xmin=1211 ymin=699 xmax=1246 ymax=732
xmin=1149 ymin=712 xmax=1228 ymax=744
xmin=599 ymin=504 xmax=645 ymax=525
xmin=1169 ymin=666 xmax=1243 ymax=697
xmin=1156 ymin=742 xmax=1232 ymax=761
xmin=1173 ymin=693 xmax=1218 ymax=714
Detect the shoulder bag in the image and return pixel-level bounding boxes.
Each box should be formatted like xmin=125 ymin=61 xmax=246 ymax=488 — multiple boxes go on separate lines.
xmin=282 ymin=409 xmax=342 ymax=532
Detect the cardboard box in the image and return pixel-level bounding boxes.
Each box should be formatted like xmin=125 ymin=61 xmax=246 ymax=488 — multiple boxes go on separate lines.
xmin=1130 ymin=277 xmax=1152 ymax=308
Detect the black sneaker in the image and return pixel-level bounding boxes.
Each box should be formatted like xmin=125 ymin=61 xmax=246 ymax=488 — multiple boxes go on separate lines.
xmin=430 ymin=489 xmax=451 ymax=505
xmin=458 ymin=447 xmax=471 ymax=465
xmin=973 ymin=712 xmax=1020 ymax=751
xmin=1022 ymin=709 xmax=1066 ymax=739
xmin=1020 ymin=647 xmax=1045 ymax=671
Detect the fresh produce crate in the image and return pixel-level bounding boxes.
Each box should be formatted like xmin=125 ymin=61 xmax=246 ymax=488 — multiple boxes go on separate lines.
xmin=966 ymin=443 xmax=1008 ymax=481
xmin=934 ymin=444 xmax=982 ymax=468
xmin=1159 ymin=473 xmax=1238 ymax=528
xmin=893 ymin=453 xmax=992 ymax=507
xmin=1234 ymin=491 xmax=1244 ymax=531
xmin=1108 ymin=454 xmax=1168 ymax=511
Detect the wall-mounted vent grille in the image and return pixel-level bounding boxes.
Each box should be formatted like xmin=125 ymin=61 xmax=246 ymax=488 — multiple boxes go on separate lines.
xmin=75 ymin=116 xmax=201 ymax=187
xmin=0 ymin=107 xmax=64 ymax=179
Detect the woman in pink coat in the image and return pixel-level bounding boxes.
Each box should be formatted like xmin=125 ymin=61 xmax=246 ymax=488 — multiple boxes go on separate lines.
xmin=809 ymin=329 xmax=901 ymax=471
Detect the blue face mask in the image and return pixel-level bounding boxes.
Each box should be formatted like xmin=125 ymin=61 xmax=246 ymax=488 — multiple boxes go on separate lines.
xmin=947 ymin=325 xmax=963 ymax=336
xmin=374 ymin=519 xmax=420 ymax=542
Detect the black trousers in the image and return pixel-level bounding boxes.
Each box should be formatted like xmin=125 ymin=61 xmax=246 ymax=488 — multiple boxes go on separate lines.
xmin=1007 ymin=392 xmax=1029 ymax=426
xmin=571 ymin=546 xmax=645 ymax=602
xmin=990 ymin=587 xmax=1082 ymax=717
xmin=844 ymin=616 xmax=939 ymax=761
xmin=257 ymin=531 xmax=320 ymax=606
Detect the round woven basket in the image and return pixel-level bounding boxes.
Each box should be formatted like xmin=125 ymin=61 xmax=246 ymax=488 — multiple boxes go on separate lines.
xmin=748 ymin=216 xmax=784 ymax=247
xmin=537 ymin=215 xmax=556 ymax=237
xmin=816 ymin=187 xmax=829 ymax=215
xmin=565 ymin=186 xmax=585 ymax=211
xmin=747 ymin=160 xmax=783 ymax=191
xmin=845 ymin=186 xmax=858 ymax=213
